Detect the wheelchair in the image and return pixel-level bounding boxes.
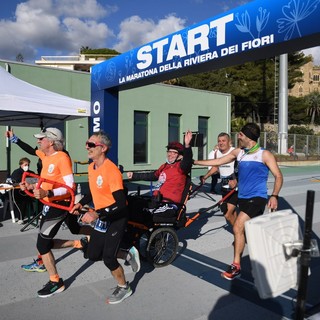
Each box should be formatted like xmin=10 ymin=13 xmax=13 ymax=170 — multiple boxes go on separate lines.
xmin=124 ymin=176 xmax=236 ymax=268
xmin=124 ymin=176 xmax=192 ymax=268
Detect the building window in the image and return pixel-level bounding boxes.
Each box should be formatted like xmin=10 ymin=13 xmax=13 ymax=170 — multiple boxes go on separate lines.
xmin=198 ymin=116 xmax=209 ymax=160
xmin=313 ymin=74 xmax=319 ymax=82
xmin=168 ymin=114 xmax=181 ymax=143
xmin=134 ymin=111 xmax=148 ymax=164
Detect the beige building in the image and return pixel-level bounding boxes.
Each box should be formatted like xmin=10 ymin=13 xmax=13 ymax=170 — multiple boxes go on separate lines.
xmin=35 ymin=53 xmax=118 ymax=72
xmin=289 ymin=59 xmax=320 ymax=97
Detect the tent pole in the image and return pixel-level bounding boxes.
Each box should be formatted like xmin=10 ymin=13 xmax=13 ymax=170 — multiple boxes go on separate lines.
xmin=6 ymin=125 xmax=11 ymax=177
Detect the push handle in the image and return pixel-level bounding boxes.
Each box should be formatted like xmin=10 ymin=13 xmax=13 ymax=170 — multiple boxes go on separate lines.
xmin=22 ymin=172 xmax=75 ymax=211
xmin=185 ymin=188 xmax=235 ymax=227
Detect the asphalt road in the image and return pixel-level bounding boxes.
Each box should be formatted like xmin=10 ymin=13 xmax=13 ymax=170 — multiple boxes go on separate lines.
xmin=0 ymin=165 xmax=319 ymax=320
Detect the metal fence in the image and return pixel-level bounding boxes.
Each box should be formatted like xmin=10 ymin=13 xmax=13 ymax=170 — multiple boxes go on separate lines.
xmin=231 ymin=132 xmax=320 ymax=158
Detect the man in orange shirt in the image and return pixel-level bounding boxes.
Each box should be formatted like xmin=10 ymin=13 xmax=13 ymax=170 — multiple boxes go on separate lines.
xmin=70 ymin=131 xmax=132 ymax=304
xmin=21 ymin=128 xmax=75 ymax=297
xmin=7 ymin=128 xmax=91 ymax=274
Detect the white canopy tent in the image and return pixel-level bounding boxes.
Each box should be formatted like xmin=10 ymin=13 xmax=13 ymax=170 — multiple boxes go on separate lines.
xmin=0 ymin=66 xmax=90 ymax=127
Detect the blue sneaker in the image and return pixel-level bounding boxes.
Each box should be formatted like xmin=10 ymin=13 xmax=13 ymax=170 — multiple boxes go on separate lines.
xmin=21 ymin=258 xmax=47 ymax=272
xmin=127 ymin=246 xmax=141 ymax=273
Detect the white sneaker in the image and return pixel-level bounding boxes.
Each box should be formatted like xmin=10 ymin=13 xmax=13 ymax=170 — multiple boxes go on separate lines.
xmin=127 ymin=246 xmax=141 ymax=273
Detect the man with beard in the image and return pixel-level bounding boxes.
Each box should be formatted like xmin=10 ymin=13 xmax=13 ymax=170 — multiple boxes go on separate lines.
xmin=194 ymin=123 xmax=283 ymax=280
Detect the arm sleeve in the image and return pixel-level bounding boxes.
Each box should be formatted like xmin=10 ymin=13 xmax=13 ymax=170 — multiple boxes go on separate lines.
xmin=131 ymin=171 xmax=158 ymax=181
xmin=79 ymin=192 xmax=93 ymax=206
xmin=16 ymin=139 xmax=37 ymax=156
xmin=180 ymin=146 xmax=193 ymax=174
xmin=97 ymin=189 xmax=128 ymax=222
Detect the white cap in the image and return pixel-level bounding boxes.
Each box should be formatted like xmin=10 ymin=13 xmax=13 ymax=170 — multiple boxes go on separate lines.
xmin=34 ymin=127 xmax=63 ymax=141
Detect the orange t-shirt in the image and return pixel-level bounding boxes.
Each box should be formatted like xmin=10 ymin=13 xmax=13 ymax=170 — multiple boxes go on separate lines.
xmin=88 ymin=158 xmax=124 ymax=210
xmin=36 ymin=150 xmax=74 ymax=201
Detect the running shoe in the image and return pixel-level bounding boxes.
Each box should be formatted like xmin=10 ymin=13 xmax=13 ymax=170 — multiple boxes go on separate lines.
xmin=221 ymin=263 xmax=241 ymax=280
xmin=37 ymin=278 xmax=65 ymax=298
xmin=127 ymin=246 xmax=141 ymax=273
xmin=21 ymin=258 xmax=47 ymax=272
xmin=106 ymin=282 xmax=132 ymax=304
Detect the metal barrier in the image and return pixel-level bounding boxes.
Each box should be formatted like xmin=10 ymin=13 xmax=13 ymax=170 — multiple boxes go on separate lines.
xmin=231 ymin=132 xmax=320 ymax=159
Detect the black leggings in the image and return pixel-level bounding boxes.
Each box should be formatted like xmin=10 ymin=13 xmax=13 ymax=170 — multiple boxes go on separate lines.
xmin=87 ymin=217 xmax=127 ymax=271
xmin=36 ymin=201 xmax=81 ymax=254
xmin=36 ymin=203 xmax=68 ymax=255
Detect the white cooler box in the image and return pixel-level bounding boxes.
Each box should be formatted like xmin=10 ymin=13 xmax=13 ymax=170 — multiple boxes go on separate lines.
xmin=245 ymin=209 xmax=301 ymax=299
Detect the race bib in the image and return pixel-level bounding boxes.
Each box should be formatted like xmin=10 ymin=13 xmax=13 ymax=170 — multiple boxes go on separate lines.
xmin=94 ymin=219 xmax=109 ymax=233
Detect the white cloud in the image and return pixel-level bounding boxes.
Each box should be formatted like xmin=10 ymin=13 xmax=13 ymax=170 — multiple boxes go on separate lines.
xmin=303 ymin=46 xmax=320 ymax=66
xmin=114 ymin=15 xmax=187 ymax=53
xmin=55 ymin=0 xmax=117 ymax=20
xmin=0 ymin=0 xmax=115 ymax=62
xmin=14 ymin=2 xmax=62 ymax=46
xmin=63 ymin=17 xmax=114 ymax=52
xmin=221 ymin=0 xmax=252 ymax=12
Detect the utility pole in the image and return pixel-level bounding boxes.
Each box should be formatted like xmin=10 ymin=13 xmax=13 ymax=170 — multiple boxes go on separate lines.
xmin=274 ymin=56 xmax=279 ymax=126
xmin=278 ymin=54 xmax=288 ymax=154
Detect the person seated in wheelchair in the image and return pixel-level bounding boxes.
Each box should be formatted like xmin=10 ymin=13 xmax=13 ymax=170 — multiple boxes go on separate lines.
xmin=126 ymin=130 xmax=193 ymax=223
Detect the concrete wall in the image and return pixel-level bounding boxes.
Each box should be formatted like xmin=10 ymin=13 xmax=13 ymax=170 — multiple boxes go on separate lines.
xmin=119 ymin=83 xmax=231 ymax=171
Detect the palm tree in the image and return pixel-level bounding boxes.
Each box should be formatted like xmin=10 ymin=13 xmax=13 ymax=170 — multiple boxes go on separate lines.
xmin=305 ymin=92 xmax=320 ymax=125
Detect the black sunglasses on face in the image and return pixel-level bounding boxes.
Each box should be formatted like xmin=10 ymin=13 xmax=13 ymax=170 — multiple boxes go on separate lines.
xmin=85 ymin=141 xmax=105 ymax=148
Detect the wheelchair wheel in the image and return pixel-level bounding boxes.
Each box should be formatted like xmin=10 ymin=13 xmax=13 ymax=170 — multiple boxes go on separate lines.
xmin=146 ymin=227 xmax=178 ymax=268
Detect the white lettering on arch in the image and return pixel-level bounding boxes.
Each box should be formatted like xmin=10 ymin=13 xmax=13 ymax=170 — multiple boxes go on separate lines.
xmin=93 ymin=100 xmax=101 ymax=114
xmin=187 ymin=24 xmax=210 ymax=55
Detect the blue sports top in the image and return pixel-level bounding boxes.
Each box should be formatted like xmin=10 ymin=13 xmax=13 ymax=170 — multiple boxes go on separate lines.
xmin=237 ymin=148 xmax=269 ymax=199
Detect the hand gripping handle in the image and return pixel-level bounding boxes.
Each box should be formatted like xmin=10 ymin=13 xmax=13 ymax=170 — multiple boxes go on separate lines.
xmin=22 ymin=172 xmax=75 ymax=211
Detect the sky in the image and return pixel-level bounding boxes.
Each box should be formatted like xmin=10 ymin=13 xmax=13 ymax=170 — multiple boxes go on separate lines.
xmin=0 ymin=0 xmax=319 ymax=65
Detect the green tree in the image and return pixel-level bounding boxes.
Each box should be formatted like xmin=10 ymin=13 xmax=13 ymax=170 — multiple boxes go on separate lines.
xmin=288 ymin=125 xmax=314 ymax=135
xmin=305 ymin=92 xmax=320 ymax=125
xmin=178 ymin=59 xmax=276 ymax=124
xmin=176 ymin=51 xmax=311 ymax=125
xmin=288 ymin=51 xmax=312 ymax=89
xmin=231 ymin=117 xmax=247 ymax=132
xmin=288 ymin=96 xmax=308 ymax=125
xmin=80 ymin=47 xmax=120 ymax=55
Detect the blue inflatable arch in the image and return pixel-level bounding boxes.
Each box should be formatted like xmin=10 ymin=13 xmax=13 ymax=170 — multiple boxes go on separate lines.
xmin=90 ymin=0 xmax=320 ymax=163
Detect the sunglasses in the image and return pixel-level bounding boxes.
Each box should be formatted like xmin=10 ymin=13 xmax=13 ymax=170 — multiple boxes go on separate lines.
xmin=85 ymin=141 xmax=105 ymax=148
